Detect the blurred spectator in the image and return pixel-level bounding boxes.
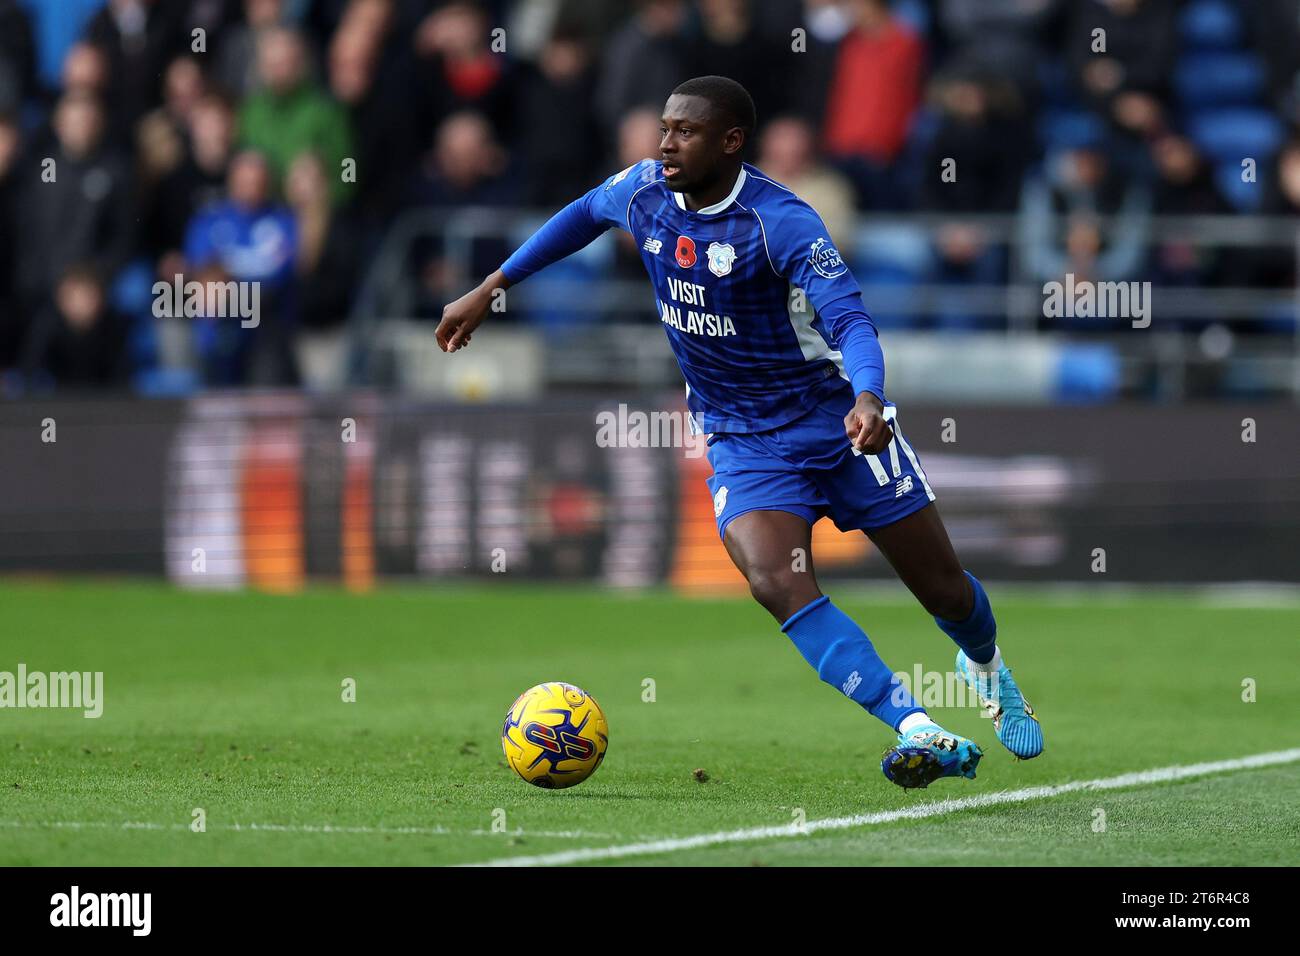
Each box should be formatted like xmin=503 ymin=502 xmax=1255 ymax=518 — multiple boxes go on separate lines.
xmin=1264 ymin=140 xmax=1300 ymax=224
xmin=821 ymin=0 xmax=927 ymax=209
xmin=20 ymin=264 xmax=129 ymax=390
xmin=183 ymin=150 xmax=298 ymax=385
xmin=150 ymin=92 xmax=237 ymax=265
xmin=239 ymin=26 xmax=354 ymax=201
xmin=1020 ymin=142 xmax=1152 ymax=288
xmin=935 ymin=0 xmax=1056 ymax=101
xmin=515 ymin=26 xmax=601 ymax=205
xmin=15 ymin=91 xmax=136 ymax=318
xmin=925 ymin=70 xmax=1034 ymax=329
xmin=1245 ymin=0 xmax=1300 ymax=119
xmin=618 ymin=108 xmax=664 ymax=169
xmin=921 ymin=71 xmax=1030 ymax=214
xmin=149 ymin=92 xmax=240 ymax=374
xmin=410 ymin=111 xmax=517 ymax=208
xmin=0 ymin=0 xmax=1292 ymax=395
xmin=1148 ymin=134 xmax=1229 ymax=286
xmin=688 ymin=0 xmax=784 ymax=127
xmin=214 ymin=0 xmax=286 ymax=100
xmin=757 ymin=115 xmax=857 ymax=253
xmin=413 ymin=1 xmax=517 ymax=146
xmin=286 ymin=150 xmax=359 ymax=389
xmin=159 ymin=55 xmax=207 ymax=131
xmin=605 ymin=108 xmax=665 ymax=283
xmin=0 ymin=113 xmax=20 ymax=368
xmin=748 ymin=0 xmax=838 ymax=125
xmin=136 ymin=56 xmax=208 ymax=190
xmin=1239 ymin=140 xmax=1300 ymax=289
xmin=596 ymin=0 xmax=691 ymax=136
xmin=1066 ymin=0 xmax=1177 ymax=143
xmin=84 ymin=0 xmax=188 ymax=138
xmin=328 ymin=0 xmax=424 ymax=223
xmin=0 ymin=1 xmax=37 ymax=113
xmin=919 ymin=70 xmax=1031 ymax=326
xmin=21 ymin=0 xmax=106 ymax=93
xmin=408 ymin=111 xmax=518 ymax=316
xmin=60 ymin=41 xmax=109 ymax=99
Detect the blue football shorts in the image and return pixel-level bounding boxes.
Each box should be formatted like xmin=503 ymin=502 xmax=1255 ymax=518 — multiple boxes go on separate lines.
xmin=704 ymin=391 xmax=936 ymax=539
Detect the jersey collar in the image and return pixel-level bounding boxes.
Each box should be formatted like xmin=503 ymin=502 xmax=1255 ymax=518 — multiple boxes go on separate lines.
xmin=672 ymin=168 xmax=748 ymax=215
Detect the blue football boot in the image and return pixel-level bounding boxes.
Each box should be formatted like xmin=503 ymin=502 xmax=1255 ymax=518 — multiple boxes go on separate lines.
xmin=881 ymin=721 xmax=983 ymax=789
xmin=955 ymin=650 xmax=1044 ymax=760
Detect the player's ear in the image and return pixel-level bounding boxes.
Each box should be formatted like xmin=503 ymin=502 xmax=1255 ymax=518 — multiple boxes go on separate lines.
xmin=722 ymin=127 xmax=745 ymax=157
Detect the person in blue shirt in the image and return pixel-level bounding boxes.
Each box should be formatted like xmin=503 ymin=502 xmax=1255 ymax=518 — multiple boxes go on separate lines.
xmin=437 ymin=76 xmax=1043 ymax=788
xmin=183 ymin=150 xmax=298 ymax=385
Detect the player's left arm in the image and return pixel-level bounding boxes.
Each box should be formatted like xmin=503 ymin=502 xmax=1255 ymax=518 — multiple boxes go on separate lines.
xmin=437 ymin=161 xmax=656 ymax=352
xmin=769 ymin=201 xmax=893 ymax=454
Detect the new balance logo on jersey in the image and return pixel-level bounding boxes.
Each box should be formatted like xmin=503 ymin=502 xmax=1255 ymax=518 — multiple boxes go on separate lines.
xmin=842 ymin=671 xmax=862 ymax=696
xmin=643 ymin=237 xmax=663 ymax=254
xmin=894 ymin=476 xmax=913 ymax=498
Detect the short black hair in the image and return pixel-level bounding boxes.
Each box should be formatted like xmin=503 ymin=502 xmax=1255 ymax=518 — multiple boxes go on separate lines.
xmin=670 ymin=75 xmax=756 ymax=137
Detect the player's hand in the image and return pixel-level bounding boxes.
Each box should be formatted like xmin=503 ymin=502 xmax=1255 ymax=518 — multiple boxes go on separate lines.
xmin=844 ymin=391 xmax=893 ymax=455
xmin=436 ymin=287 xmax=489 ymax=352
xmin=436 ymin=270 xmax=510 ymax=353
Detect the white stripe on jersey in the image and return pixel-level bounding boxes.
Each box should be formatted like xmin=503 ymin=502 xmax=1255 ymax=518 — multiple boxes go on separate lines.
xmin=784 ymin=283 xmax=848 ymax=384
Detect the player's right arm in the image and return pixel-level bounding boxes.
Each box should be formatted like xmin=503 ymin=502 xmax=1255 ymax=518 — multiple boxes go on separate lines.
xmin=436 ymin=160 xmax=654 ymax=353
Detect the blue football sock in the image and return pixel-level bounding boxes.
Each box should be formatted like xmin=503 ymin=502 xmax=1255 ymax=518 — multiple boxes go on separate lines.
xmin=935 ymin=570 xmax=997 ymax=664
xmin=781 ymin=595 xmax=922 ymax=731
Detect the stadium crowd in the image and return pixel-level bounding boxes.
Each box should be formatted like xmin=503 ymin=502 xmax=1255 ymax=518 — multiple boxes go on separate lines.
xmin=0 ymin=0 xmax=1296 ymax=392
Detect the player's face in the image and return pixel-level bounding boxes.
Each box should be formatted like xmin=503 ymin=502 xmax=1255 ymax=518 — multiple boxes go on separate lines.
xmin=659 ymin=94 xmax=737 ymax=193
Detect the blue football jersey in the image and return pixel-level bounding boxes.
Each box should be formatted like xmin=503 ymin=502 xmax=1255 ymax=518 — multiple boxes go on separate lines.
xmin=502 ymin=159 xmax=885 ymax=434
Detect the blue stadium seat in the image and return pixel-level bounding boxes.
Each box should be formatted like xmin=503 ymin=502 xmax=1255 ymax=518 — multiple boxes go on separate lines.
xmin=1055 ymin=345 xmax=1121 ymax=402
xmin=133 ymin=367 xmax=200 ymax=397
xmin=852 ymin=224 xmax=932 ymax=330
xmin=1187 ymin=109 xmax=1285 ymax=164
xmin=851 ymin=224 xmax=931 ymax=282
xmin=1038 ymin=61 xmax=1076 ymax=111
xmin=1179 ymin=0 xmax=1245 ymax=51
xmin=110 ymin=258 xmax=155 ymax=316
xmin=1214 ymin=160 xmax=1266 ymax=212
xmin=1175 ymin=52 xmax=1266 ymax=108
xmin=1038 ymin=110 xmax=1108 ymax=151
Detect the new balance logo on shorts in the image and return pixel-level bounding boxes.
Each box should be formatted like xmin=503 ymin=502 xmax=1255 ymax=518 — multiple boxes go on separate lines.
xmin=842 ymin=670 xmax=862 ymax=696
xmin=895 ymin=476 xmax=913 ymax=498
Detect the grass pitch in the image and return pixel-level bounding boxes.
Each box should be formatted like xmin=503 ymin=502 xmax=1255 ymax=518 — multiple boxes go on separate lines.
xmin=1 ymin=580 xmax=1297 ymax=866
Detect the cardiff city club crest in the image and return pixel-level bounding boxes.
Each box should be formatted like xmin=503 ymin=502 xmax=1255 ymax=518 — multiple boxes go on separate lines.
xmin=706 ymin=242 xmax=737 ymax=277
xmin=808 ymin=237 xmax=847 ymax=278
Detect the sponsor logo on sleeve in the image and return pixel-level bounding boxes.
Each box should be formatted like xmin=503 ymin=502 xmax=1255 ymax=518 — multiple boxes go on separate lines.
xmin=808 ymin=237 xmax=847 ymax=279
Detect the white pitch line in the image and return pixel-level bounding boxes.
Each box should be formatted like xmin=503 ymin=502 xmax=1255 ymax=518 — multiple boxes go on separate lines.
xmin=472 ymin=747 xmax=1300 ymax=867
xmin=0 ymin=820 xmax=616 ymax=840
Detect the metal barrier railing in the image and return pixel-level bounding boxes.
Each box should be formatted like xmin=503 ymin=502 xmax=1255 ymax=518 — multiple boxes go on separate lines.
xmin=347 ymin=207 xmax=1300 ymax=398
